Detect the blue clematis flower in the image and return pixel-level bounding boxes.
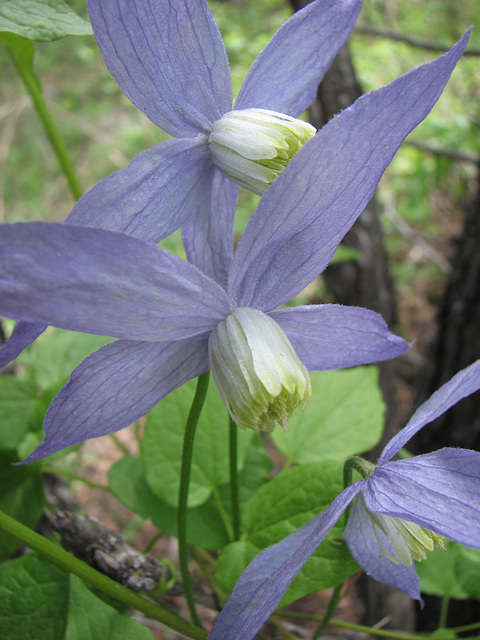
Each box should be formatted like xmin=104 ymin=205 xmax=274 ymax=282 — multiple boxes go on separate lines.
xmin=68 ymin=0 xmax=363 ymax=286
xmin=207 ymin=359 xmax=480 ymax=640
xmin=0 ymin=0 xmax=360 ymax=367
xmin=0 ymin=29 xmax=469 ymax=460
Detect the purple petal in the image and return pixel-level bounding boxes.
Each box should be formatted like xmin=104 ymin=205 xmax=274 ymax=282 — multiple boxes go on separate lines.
xmin=235 ymin=0 xmax=361 ymax=117
xmin=0 ymin=321 xmax=47 ymax=368
xmin=379 ymin=359 xmax=480 ymax=463
xmin=22 ymin=337 xmax=209 ymax=462
xmin=344 ymin=495 xmax=421 ymax=601
xmin=229 ymin=30 xmax=471 ymax=311
xmin=182 ymin=168 xmax=238 ymax=288
xmin=208 ymin=482 xmax=363 ymax=640
xmin=67 ymin=138 xmax=213 ymax=243
xmin=365 ymin=449 xmax=480 ymax=548
xmin=0 ymin=222 xmax=230 ymax=342
xmin=89 ymin=0 xmax=231 ymax=137
xmin=269 ymin=305 xmax=409 ymax=370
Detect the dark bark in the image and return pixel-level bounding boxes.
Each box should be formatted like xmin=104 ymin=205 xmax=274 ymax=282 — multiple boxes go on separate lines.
xmin=411 ymin=165 xmax=480 ymax=634
xmin=47 ymin=510 xmax=171 ymax=592
xmin=412 ymin=164 xmax=480 ymax=454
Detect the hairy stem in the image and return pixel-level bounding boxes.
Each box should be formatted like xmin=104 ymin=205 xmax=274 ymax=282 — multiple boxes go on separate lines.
xmin=312 ymin=582 xmax=343 ymax=639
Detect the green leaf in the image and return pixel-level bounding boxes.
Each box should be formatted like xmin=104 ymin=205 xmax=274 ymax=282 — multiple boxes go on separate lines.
xmin=0 ymin=0 xmax=92 ymax=42
xmin=65 ymin=574 xmax=154 ymax=640
xmin=454 ymin=544 xmax=480 ymax=599
xmin=417 ymin=541 xmax=469 ymax=599
xmin=108 ymin=456 xmax=230 ymax=550
xmin=0 ymin=553 xmax=69 ymax=639
xmin=142 ymin=379 xmax=253 ymax=508
xmin=0 ymin=454 xmax=44 ymax=560
xmin=0 ymin=376 xmax=38 ymax=451
xmin=0 ymin=554 xmax=154 ymax=640
xmin=272 ymin=368 xmax=384 ymax=463
xmin=217 ymin=461 xmax=358 ymax=604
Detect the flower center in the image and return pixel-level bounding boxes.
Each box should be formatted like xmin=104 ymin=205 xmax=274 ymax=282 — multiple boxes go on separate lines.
xmin=208 ymin=108 xmax=316 ymax=195
xmin=369 ymin=510 xmax=445 ymax=566
xmin=208 ymin=307 xmax=312 ymax=432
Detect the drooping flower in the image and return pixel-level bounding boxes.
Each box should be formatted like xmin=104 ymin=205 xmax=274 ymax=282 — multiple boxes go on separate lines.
xmin=67 ymin=0 xmax=362 ymax=285
xmin=0 ymin=0 xmax=360 ymax=368
xmin=0 ymin=30 xmax=469 ymax=461
xmin=207 ymin=359 xmax=480 ymax=640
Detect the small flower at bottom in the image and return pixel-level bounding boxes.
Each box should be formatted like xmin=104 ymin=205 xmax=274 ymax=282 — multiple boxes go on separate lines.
xmin=357 ymin=494 xmax=445 ymax=566
xmin=209 ymin=308 xmax=312 ymax=432
xmin=207 ymin=359 xmax=480 ymax=640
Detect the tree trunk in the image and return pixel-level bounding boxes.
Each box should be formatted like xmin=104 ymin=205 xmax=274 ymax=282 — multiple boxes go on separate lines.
xmin=411 ymin=164 xmax=480 ymax=634
xmin=413 ymin=163 xmax=480 ymax=453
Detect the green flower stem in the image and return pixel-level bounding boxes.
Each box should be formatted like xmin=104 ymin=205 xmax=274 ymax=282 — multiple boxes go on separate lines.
xmin=277 ymin=611 xmax=427 ymax=640
xmin=178 ymin=372 xmax=210 ymax=627
xmin=342 ymin=455 xmax=373 ymax=525
xmin=229 ymin=415 xmax=240 ymax=540
xmin=438 ymin=596 xmax=450 ymax=629
xmin=343 ymin=456 xmax=375 ymax=487
xmin=0 ymin=509 xmax=207 ymax=640
xmin=6 ymin=43 xmax=83 ymax=201
xmin=211 ymin=484 xmax=234 ymax=542
xmin=312 ymin=582 xmax=343 ymax=639
xmin=109 ymin=433 xmax=130 ymax=455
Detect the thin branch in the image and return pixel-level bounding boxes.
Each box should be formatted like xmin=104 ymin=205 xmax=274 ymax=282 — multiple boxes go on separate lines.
xmin=383 ymin=193 xmax=452 ymax=275
xmin=406 ymin=139 xmax=479 ymax=165
xmin=354 ymin=24 xmax=480 ymax=57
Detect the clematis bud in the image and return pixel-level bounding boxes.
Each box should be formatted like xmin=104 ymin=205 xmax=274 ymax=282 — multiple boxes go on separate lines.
xmin=366 ymin=503 xmax=445 ymax=566
xmin=209 ymin=307 xmax=312 ymax=432
xmin=208 ymin=108 xmax=316 ymax=195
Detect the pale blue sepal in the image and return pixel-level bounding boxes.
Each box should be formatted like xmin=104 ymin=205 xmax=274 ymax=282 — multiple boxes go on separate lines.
xmin=234 ymin=0 xmax=362 ymax=117
xmin=0 ymin=321 xmax=47 ymax=368
xmin=88 ymin=0 xmax=232 ymax=137
xmin=207 ymin=482 xmax=364 ymax=640
xmin=22 ymin=336 xmax=209 ymax=463
xmin=344 ymin=496 xmax=421 ymax=601
xmin=269 ymin=305 xmax=410 ymax=370
xmin=0 ymin=222 xmax=230 ymax=342
xmin=67 ymin=137 xmax=212 ymax=244
xmin=365 ymin=449 xmax=480 ymax=548
xmin=182 ymin=169 xmax=238 ymax=288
